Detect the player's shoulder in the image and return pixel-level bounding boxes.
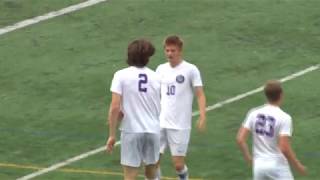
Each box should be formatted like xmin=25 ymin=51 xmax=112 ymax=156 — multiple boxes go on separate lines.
xmin=278 ymin=108 xmax=292 ymax=121
xmin=156 ymin=62 xmax=169 ymax=71
xmin=182 ymin=61 xmax=201 ymax=75
xmin=247 ymin=104 xmax=268 ymax=116
xmin=114 ymin=67 xmax=132 ymax=76
xmin=182 ymin=60 xmax=198 ymax=69
xmin=249 ymin=104 xmax=267 ymax=113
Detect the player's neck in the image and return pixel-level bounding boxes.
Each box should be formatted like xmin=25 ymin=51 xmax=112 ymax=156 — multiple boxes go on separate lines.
xmin=132 ymin=66 xmax=146 ymax=69
xmin=267 ymin=102 xmax=281 ymax=107
xmin=169 ymin=58 xmax=183 ymax=67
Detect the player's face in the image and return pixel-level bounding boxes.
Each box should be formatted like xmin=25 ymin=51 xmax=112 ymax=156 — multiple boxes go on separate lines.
xmin=164 ymin=45 xmax=182 ymax=64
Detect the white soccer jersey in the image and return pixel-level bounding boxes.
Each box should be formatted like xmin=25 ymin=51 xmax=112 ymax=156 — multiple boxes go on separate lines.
xmin=110 ymin=66 xmax=161 ymax=133
xmin=243 ymin=104 xmax=292 ymax=164
xmin=156 ymin=60 xmax=203 ymax=130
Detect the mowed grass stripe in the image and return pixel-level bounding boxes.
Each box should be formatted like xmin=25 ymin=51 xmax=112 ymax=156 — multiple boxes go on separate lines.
xmin=0 ymin=0 xmax=85 ymax=28
xmin=0 ymin=0 xmax=108 ymax=36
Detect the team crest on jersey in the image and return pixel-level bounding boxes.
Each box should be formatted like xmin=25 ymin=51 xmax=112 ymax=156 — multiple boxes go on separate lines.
xmin=176 ymin=75 xmax=185 ymax=83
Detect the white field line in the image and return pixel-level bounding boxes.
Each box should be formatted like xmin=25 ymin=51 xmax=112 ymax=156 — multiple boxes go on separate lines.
xmin=16 ymin=142 xmax=120 ymax=180
xmin=192 ymin=64 xmax=320 ymax=116
xmin=0 ymin=0 xmax=108 ymax=36
xmin=17 ymin=64 xmax=319 ymax=180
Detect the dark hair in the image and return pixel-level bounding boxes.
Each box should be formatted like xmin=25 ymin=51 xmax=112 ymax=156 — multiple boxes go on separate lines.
xmin=264 ymin=80 xmax=283 ymax=102
xmin=127 ymin=39 xmax=155 ymax=67
xmin=164 ymin=35 xmax=183 ymax=49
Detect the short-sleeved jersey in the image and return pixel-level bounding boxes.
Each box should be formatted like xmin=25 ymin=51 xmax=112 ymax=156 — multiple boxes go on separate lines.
xmin=243 ymin=104 xmax=292 ymax=162
xmin=110 ymin=66 xmax=161 ymax=133
xmin=156 ymin=60 xmax=203 ymax=130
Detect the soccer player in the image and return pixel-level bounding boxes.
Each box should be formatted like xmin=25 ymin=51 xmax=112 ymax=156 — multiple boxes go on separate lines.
xmin=106 ymin=39 xmax=161 ymax=180
xmin=155 ymin=35 xmax=207 ymax=180
xmin=237 ymin=80 xmax=307 ymax=180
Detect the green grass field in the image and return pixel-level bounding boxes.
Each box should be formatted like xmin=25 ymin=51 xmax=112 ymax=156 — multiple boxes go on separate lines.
xmin=0 ymin=0 xmax=319 ymax=179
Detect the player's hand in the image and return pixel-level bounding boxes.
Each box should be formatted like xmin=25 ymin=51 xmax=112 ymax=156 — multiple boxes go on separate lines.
xmin=196 ymin=116 xmax=206 ymax=133
xmin=106 ymin=136 xmax=116 ymax=154
xmin=296 ymin=163 xmax=307 ymax=176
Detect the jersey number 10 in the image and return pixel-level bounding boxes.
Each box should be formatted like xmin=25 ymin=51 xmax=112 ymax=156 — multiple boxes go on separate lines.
xmin=166 ymin=85 xmax=176 ymax=95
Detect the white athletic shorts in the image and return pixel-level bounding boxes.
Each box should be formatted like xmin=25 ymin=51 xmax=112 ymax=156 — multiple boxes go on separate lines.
xmin=254 ymin=158 xmax=294 ymax=180
xmin=160 ymin=128 xmax=191 ymax=156
xmin=121 ymin=132 xmax=160 ymax=167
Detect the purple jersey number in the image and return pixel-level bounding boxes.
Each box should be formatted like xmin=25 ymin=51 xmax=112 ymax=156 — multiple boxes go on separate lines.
xmin=255 ymin=114 xmax=275 ymax=137
xmin=166 ymin=85 xmax=176 ymax=95
xmin=138 ymin=74 xmax=148 ymax=92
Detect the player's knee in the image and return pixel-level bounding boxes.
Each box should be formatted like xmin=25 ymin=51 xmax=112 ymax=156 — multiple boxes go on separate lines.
xmin=174 ymin=163 xmax=185 ymax=171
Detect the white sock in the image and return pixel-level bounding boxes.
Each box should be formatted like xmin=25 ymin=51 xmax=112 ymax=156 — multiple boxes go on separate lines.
xmin=176 ymin=165 xmax=188 ymax=180
xmin=156 ymin=167 xmax=161 ymax=179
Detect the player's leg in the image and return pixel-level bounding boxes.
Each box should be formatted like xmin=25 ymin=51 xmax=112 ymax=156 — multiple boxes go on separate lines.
xmin=121 ymin=132 xmax=143 ymax=180
xmin=145 ymin=164 xmax=158 ymax=180
xmin=167 ymin=129 xmax=191 ymax=180
xmin=156 ymin=128 xmax=168 ymax=179
xmin=123 ymin=166 xmax=140 ymax=180
xmin=172 ymin=156 xmax=188 ymax=180
xmin=143 ymin=133 xmax=161 ymax=180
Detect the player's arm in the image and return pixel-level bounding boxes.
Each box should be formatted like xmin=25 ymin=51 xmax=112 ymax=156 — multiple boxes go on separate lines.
xmin=195 ymin=86 xmax=207 ymax=132
xmin=106 ymin=92 xmax=122 ymax=153
xmin=279 ymin=136 xmax=306 ymax=175
xmin=236 ymin=127 xmax=252 ymax=166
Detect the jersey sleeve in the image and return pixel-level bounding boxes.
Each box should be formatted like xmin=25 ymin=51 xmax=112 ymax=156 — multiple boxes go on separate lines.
xmin=191 ymin=65 xmax=203 ymax=87
xmin=242 ymin=111 xmax=254 ymax=131
xmin=110 ymin=71 xmax=122 ymax=95
xmin=279 ymin=116 xmax=293 ymax=136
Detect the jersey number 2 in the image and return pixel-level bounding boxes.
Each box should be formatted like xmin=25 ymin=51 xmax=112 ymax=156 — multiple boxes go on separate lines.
xmin=138 ymin=74 xmax=148 ymax=92
xmin=255 ymin=114 xmax=275 ymax=137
